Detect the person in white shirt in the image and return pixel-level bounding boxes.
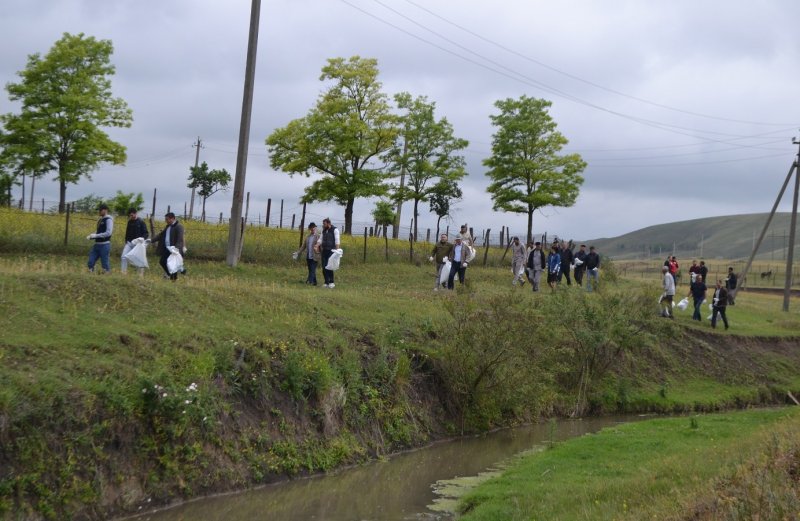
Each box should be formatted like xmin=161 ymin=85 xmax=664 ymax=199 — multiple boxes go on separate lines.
xmin=315 ymin=218 xmax=341 ymax=288
xmin=447 ymin=237 xmax=468 ymax=289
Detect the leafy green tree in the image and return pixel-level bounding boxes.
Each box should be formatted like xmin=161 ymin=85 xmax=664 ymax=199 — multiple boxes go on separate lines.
xmin=1 ymin=33 xmax=133 ymax=213
xmin=188 ymin=161 xmax=231 ymax=222
xmin=371 ymin=200 xmax=396 ymax=238
xmin=107 ymin=190 xmax=144 ymax=216
xmin=72 ymin=193 xmax=106 ymax=214
xmin=266 ymin=56 xmax=398 ymax=234
xmin=0 ymin=119 xmax=49 ymax=210
xmin=388 ymin=92 xmax=468 ymax=242
xmin=484 ymin=96 xmax=586 ymax=243
xmin=428 ymin=179 xmax=462 ymax=239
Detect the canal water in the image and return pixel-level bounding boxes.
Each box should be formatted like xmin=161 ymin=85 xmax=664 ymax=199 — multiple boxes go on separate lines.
xmin=133 ymin=416 xmax=632 ymax=521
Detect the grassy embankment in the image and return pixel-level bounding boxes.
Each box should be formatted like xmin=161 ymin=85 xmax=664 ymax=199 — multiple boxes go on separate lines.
xmin=457 ymin=408 xmax=800 ymax=521
xmin=1 ymin=208 xmax=799 ymax=520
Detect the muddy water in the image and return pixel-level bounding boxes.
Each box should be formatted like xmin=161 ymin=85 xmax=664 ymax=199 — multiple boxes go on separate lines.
xmin=134 ymin=416 xmax=633 ymax=521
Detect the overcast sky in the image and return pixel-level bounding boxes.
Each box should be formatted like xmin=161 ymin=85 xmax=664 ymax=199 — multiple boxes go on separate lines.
xmin=2 ymin=0 xmax=799 ymax=241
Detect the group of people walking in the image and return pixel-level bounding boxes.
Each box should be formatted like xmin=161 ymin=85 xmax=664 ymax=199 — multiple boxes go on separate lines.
xmin=659 ymin=256 xmax=737 ymax=330
xmin=513 ymin=239 xmax=600 ymax=292
xmin=86 ymin=205 xmax=186 ymax=281
xmin=429 ymin=225 xmax=475 ymax=290
xmin=297 ymin=218 xmax=341 ymax=288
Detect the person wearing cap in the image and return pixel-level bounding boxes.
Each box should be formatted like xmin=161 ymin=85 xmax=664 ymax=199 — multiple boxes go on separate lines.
xmin=526 ymin=241 xmax=546 ymax=292
xmin=151 ymin=212 xmax=185 ymax=281
xmin=510 ymin=236 xmax=526 ymax=287
xmin=447 ymin=236 xmax=468 ymax=289
xmin=86 ymin=203 xmax=114 ymax=273
xmin=660 ymin=265 xmax=675 ymax=318
xmin=584 ymin=246 xmax=600 ymax=292
xmin=120 ymin=208 xmax=149 ymax=275
xmin=573 ymin=244 xmax=587 ymax=286
xmin=297 ymin=222 xmax=320 ymax=286
xmin=430 ymin=233 xmax=454 ymax=291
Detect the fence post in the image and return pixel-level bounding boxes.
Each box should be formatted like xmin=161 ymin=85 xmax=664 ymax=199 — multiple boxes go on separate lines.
xmin=483 ymin=228 xmax=491 ymax=266
xmin=219 ymin=212 xmax=223 ymax=224
xmin=266 ymin=198 xmax=271 ymax=227
xmin=364 ymin=227 xmax=368 ymax=263
xmin=291 ymin=214 xmax=296 ymax=230
xmin=151 ymin=188 xmax=157 ymax=221
xmin=41 ymin=198 xmax=44 ymax=213
xmin=279 ymin=199 xmax=284 ymax=228
xmin=183 ymin=202 xmax=187 ymax=220
xmin=409 ymin=219 xmax=414 ymax=263
xmin=244 ymin=192 xmax=250 ymax=226
xmin=298 ymin=202 xmax=307 ymax=249
xmin=385 ymin=230 xmax=389 ymax=262
xmin=446 ymin=225 xmax=449 ymax=237
xmin=426 ymin=228 xmax=430 ymax=243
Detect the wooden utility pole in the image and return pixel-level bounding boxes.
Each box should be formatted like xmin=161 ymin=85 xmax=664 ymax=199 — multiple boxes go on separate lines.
xmin=393 ymin=139 xmax=407 ymax=239
xmin=189 ymin=137 xmax=202 ymax=219
xmin=226 ymin=0 xmax=261 ymax=267
xmin=297 ymin=202 xmax=307 ymax=249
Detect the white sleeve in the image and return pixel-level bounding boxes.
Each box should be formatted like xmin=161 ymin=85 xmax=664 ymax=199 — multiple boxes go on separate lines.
xmin=334 ymin=228 xmax=340 ymax=246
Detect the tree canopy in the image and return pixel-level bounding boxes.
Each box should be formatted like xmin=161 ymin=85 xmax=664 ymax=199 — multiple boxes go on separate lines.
xmin=388 ymin=92 xmax=468 ymax=242
xmin=428 ymin=179 xmax=462 ymax=239
xmin=1 ymin=33 xmax=132 ymax=213
xmin=266 ymin=56 xmax=398 ymax=234
xmin=484 ymin=96 xmax=586 ymax=243
xmin=188 ymin=161 xmax=230 ymax=222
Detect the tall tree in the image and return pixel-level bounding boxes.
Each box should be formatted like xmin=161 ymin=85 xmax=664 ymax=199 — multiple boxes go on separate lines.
xmin=1 ymin=33 xmax=132 ymax=213
xmin=484 ymin=96 xmax=586 ymax=243
xmin=266 ymin=56 xmax=398 ymax=234
xmin=371 ymin=200 xmax=396 ymax=238
xmin=188 ymin=161 xmax=231 ymax=222
xmin=388 ymin=92 xmax=468 ymax=242
xmin=428 ymin=179 xmax=462 ymax=239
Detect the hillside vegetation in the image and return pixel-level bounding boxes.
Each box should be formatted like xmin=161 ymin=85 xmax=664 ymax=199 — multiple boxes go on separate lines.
xmin=1 ymin=209 xmax=799 ymax=520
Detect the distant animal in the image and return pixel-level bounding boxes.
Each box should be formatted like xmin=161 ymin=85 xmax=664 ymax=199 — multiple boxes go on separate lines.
xmin=761 ymin=270 xmax=772 ymax=279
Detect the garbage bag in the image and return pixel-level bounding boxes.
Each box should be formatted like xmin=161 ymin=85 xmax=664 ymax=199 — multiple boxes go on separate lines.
xmin=440 ymin=260 xmax=451 ymax=285
xmin=326 ymin=249 xmax=344 ymax=271
xmin=574 ymin=258 xmax=584 ymax=266
xmin=465 ymin=245 xmax=476 ymax=263
xmin=677 ymin=297 xmax=689 ymax=311
xmin=167 ymin=246 xmax=184 ymax=275
xmin=124 ymin=241 xmax=149 ymax=269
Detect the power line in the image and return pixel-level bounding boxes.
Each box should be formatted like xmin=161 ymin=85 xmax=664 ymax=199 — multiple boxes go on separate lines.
xmin=401 ymin=0 xmax=797 ymax=127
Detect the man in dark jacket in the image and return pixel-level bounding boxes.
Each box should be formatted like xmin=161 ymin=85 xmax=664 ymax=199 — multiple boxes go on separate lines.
xmin=86 ymin=203 xmax=113 ymax=274
xmin=526 ymin=242 xmax=546 ymax=292
xmin=315 ymin=218 xmax=341 ymax=288
xmin=584 ymin=246 xmax=600 ymax=292
xmin=725 ymin=267 xmax=737 ymax=305
xmin=711 ymin=279 xmax=729 ymax=330
xmin=151 ymin=212 xmax=185 ymax=281
xmin=120 ymin=208 xmax=149 ymax=274
xmin=573 ymin=244 xmax=587 ymax=286
xmin=430 ymin=233 xmax=454 ymax=291
xmin=559 ymin=242 xmax=573 ymax=286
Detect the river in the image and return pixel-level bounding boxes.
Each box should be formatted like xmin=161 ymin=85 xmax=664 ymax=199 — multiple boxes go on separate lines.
xmin=131 ymin=416 xmax=633 ymax=521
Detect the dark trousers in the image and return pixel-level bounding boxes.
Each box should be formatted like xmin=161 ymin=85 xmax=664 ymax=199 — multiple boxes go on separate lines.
xmin=159 ymin=253 xmax=177 ymax=280
xmin=692 ymin=298 xmax=703 ymax=321
xmin=711 ymin=306 xmax=729 ymax=329
xmin=321 ymin=249 xmax=334 ymax=284
xmin=574 ymin=266 xmax=585 ymax=286
xmin=447 ymin=260 xmax=466 ymax=289
xmin=306 ymin=258 xmax=318 ymax=285
xmin=559 ymin=264 xmax=572 ymax=285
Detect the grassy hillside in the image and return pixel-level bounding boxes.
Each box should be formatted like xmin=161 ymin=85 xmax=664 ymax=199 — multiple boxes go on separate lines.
xmin=586 ymin=212 xmax=798 ymax=261
xmin=1 ymin=208 xmax=799 ymax=520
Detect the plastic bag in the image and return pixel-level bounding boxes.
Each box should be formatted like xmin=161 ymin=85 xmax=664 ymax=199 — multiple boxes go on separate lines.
xmin=465 ymin=245 xmax=476 ymax=263
xmin=326 ymin=249 xmax=344 ymax=271
xmin=440 ymin=260 xmax=451 ymax=285
xmin=574 ymin=258 xmax=584 ymax=266
xmin=167 ymin=246 xmax=184 ymax=274
xmin=291 ymin=251 xmax=299 ymax=261
xmin=124 ymin=241 xmax=149 ymax=269
xmin=676 ymin=297 xmax=689 ymax=311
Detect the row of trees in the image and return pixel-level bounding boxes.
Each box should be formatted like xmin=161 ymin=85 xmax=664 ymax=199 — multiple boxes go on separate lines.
xmin=266 ymin=56 xmax=587 ymax=242
xmin=0 ymin=34 xmax=586 ymax=244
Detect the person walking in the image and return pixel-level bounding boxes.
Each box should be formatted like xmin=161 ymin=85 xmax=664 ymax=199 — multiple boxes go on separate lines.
xmin=687 ymin=274 xmax=707 ymax=321
xmin=711 ymin=279 xmax=730 ymax=330
xmin=573 ymin=244 xmax=587 ymax=286
xmin=120 ymin=208 xmax=149 ymax=275
xmin=151 ymin=212 xmax=185 ymax=281
xmin=526 ymin=241 xmax=546 ymax=292
xmin=660 ymin=265 xmax=676 ymax=318
xmin=510 ymin=237 xmax=526 ymax=286
xmin=430 ymin=233 xmax=454 ymax=291
xmin=297 ymin=222 xmax=320 ymax=286
xmin=698 ymin=261 xmax=709 ymax=285
xmin=315 ymin=218 xmax=340 ymax=289
xmin=457 ymin=224 xmax=473 ymax=246
xmin=584 ymin=246 xmax=600 ymax=292
xmin=668 ymin=256 xmax=679 ymax=285
xmin=688 ymin=260 xmax=700 ymax=283
xmin=725 ymin=267 xmax=737 ymax=305
xmin=559 ymin=242 xmax=573 ymax=286
xmin=546 ymin=244 xmax=561 ymax=291
xmin=86 ymin=203 xmax=114 ymax=274
xmin=447 ymin=237 xmax=468 ymax=289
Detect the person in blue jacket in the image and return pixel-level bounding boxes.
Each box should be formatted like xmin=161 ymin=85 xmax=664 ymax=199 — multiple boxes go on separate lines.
xmin=547 ymin=244 xmax=561 ymax=291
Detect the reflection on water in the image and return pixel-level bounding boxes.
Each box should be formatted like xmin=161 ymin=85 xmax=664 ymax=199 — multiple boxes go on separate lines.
xmin=133 ymin=417 xmax=631 ymax=521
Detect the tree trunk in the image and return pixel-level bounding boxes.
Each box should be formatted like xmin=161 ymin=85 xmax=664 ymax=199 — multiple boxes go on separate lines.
xmin=527 ymin=207 xmax=534 ymax=244
xmin=58 ymin=177 xmax=67 ymax=214
xmin=435 ymin=215 xmax=442 ymax=239
xmin=344 ymin=198 xmax=355 ymax=235
xmin=29 ymin=175 xmax=36 ymax=212
xmin=413 ymin=198 xmax=420 ymax=243
xmin=201 ymin=197 xmax=207 ymax=223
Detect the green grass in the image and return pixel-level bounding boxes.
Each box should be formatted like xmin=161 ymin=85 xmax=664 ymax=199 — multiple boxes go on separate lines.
xmin=458 ymin=408 xmax=800 ymax=521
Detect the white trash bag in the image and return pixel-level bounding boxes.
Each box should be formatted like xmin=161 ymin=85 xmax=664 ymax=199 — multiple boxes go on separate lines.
xmin=124 ymin=237 xmax=149 ymax=269
xmin=439 ymin=260 xmax=452 ymax=285
xmin=167 ymin=246 xmax=184 ymax=275
xmin=465 ymin=245 xmax=476 ymax=263
xmin=574 ymin=258 xmax=584 ymax=266
xmin=291 ymin=251 xmax=299 ymax=261
xmin=326 ymin=249 xmax=344 ymax=271
xmin=676 ymin=297 xmax=689 ymax=311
